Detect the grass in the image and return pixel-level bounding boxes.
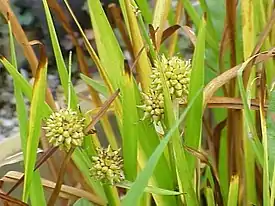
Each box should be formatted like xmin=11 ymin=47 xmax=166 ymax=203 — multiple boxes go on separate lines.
xmin=0 ymin=0 xmax=275 ymax=205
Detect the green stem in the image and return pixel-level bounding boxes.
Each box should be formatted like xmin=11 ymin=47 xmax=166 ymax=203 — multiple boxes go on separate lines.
xmin=134 ymin=3 xmax=157 ymax=60
xmin=103 ymin=184 xmax=121 ymax=206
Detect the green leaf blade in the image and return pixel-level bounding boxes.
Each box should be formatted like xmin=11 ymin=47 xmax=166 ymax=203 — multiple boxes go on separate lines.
xmin=22 ymin=52 xmax=48 ymax=202
xmin=185 ymin=17 xmax=206 ymax=175
xmin=42 ymin=0 xmax=78 ymax=109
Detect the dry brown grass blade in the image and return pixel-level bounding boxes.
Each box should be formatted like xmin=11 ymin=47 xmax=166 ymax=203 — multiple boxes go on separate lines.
xmin=108 ymin=3 xmax=134 ymax=58
xmin=47 ymin=148 xmax=74 ymax=206
xmin=225 ymin=0 xmax=237 ymax=69
xmin=183 ymin=145 xmax=219 ymax=183
xmin=225 ymin=0 xmax=239 ymax=180
xmin=84 ymin=89 xmax=120 ymax=134
xmin=149 ymin=24 xmax=158 ymax=49
xmin=130 ymin=47 xmax=145 ymax=73
xmin=205 ymin=96 xmax=267 ymax=110
xmin=253 ymin=9 xmax=275 ymax=55
xmin=7 ymin=147 xmax=58 ymax=195
xmin=202 ymin=116 xmax=216 ymax=166
xmin=0 ymin=1 xmax=37 ymax=74
xmin=203 ymin=48 xmax=275 ymax=109
xmin=2 ymin=171 xmax=106 ymax=205
xmin=182 ymin=26 xmax=196 ymax=46
xmin=182 ymin=96 xmax=266 ymax=110
xmin=218 ymin=22 xmax=229 ymax=96
xmin=29 ymin=40 xmax=47 ymax=80
xmin=0 ymin=1 xmax=56 ymax=110
xmin=161 ymin=25 xmax=181 ymax=44
xmin=212 ymin=119 xmax=227 ymax=166
xmin=183 ymin=145 xmax=223 ymax=205
xmin=0 ymin=192 xmax=28 ymax=206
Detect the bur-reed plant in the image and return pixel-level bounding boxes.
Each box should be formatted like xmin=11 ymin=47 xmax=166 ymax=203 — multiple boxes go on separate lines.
xmin=1 ymin=0 xmax=275 ymax=205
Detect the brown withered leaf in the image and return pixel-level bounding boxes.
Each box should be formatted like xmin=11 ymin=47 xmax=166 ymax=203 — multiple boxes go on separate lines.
xmin=0 ymin=192 xmax=28 ymax=206
xmin=212 ymin=119 xmax=227 ymax=164
xmin=253 ymin=9 xmax=275 ymax=55
xmin=47 ymin=148 xmax=74 ymax=206
xmin=182 ymin=26 xmax=196 ymax=46
xmin=183 ymin=145 xmax=223 ymax=205
xmin=149 ymin=24 xmax=158 ymax=49
xmin=28 ymin=40 xmax=47 ymax=79
xmin=225 ymin=0 xmax=237 ymax=68
xmin=85 ymin=89 xmax=120 ymax=134
xmin=203 ymin=48 xmax=275 ymax=109
xmin=181 ymin=96 xmax=267 ymax=110
xmin=206 ymin=96 xmax=267 ymax=110
xmin=161 ymin=25 xmax=181 ymax=44
xmin=130 ymin=47 xmax=145 ymax=73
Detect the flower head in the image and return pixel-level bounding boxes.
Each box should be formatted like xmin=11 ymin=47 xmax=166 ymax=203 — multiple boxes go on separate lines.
xmin=139 ymin=89 xmax=164 ymax=123
xmin=139 ymin=55 xmax=191 ymax=123
xmin=151 ymin=55 xmax=191 ymax=104
xmin=90 ymin=146 xmax=124 ymax=184
xmin=43 ymin=108 xmax=85 ymax=151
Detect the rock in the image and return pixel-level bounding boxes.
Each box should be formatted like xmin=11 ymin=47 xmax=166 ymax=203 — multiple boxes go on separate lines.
xmin=1 ymin=119 xmax=15 ymax=128
xmin=0 ymin=91 xmax=13 ymax=103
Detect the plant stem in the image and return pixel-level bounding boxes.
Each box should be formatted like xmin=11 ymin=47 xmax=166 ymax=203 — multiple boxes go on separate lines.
xmin=47 ymin=148 xmax=74 ymax=206
xmin=103 ymin=184 xmax=121 ymax=206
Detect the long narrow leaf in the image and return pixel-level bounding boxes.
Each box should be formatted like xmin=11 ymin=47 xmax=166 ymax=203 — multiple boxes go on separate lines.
xmin=22 ymin=42 xmax=48 ymax=202
xmin=116 ymin=181 xmax=182 ymax=196
xmin=80 ymin=73 xmax=108 ymax=97
xmin=185 ymin=17 xmax=206 ymax=175
xmin=88 ymin=0 xmax=123 ymax=89
xmin=42 ymin=0 xmax=78 ymax=109
xmin=121 ymin=66 xmax=138 ymax=181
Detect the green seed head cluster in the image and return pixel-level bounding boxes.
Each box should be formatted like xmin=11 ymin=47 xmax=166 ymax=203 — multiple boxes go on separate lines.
xmin=140 ymin=90 xmax=164 ymax=122
xmin=43 ymin=108 xmax=85 ymax=151
xmin=90 ymin=146 xmax=124 ymax=185
xmin=139 ymin=55 xmax=191 ymax=123
xmin=151 ymin=55 xmax=191 ymax=104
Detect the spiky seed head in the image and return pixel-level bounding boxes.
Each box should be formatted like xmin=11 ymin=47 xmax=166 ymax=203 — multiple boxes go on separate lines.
xmin=150 ymin=55 xmax=191 ymax=104
xmin=138 ymin=89 xmax=164 ymax=123
xmin=43 ymin=108 xmax=85 ymax=151
xmin=90 ymin=146 xmax=124 ymax=184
